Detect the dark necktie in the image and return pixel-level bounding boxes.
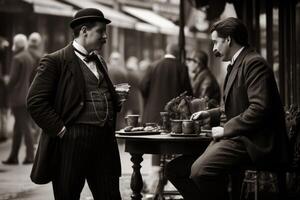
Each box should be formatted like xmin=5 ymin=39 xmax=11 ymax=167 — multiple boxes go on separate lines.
xmin=223 ymin=64 xmax=233 ymax=90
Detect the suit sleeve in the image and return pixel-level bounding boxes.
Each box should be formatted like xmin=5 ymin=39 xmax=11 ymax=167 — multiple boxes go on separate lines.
xmin=223 ymin=57 xmax=273 ymax=138
xmin=27 ymin=55 xmax=64 ymax=137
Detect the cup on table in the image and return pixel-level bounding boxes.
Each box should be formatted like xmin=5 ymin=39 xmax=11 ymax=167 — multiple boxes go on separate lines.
xmin=171 ymin=120 xmax=182 ymax=133
xmin=126 ymin=114 xmax=140 ymax=127
xmin=115 ymin=83 xmax=130 ymax=102
xmin=182 ymin=120 xmax=195 ymax=134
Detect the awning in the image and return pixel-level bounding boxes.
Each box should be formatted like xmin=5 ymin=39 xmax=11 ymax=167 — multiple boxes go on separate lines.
xmin=63 ymin=0 xmax=138 ymax=29
xmin=22 ymin=0 xmax=75 ymax=17
xmin=135 ymin=22 xmax=159 ymax=33
xmin=122 ymin=6 xmax=179 ymax=35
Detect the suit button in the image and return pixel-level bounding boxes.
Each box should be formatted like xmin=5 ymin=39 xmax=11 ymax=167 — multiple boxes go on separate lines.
xmin=80 ymin=102 xmax=84 ymax=106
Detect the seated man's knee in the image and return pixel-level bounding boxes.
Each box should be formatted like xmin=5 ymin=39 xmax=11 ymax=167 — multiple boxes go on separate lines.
xmin=190 ymin=161 xmax=205 ymax=181
xmin=166 ymin=156 xmax=194 ymax=180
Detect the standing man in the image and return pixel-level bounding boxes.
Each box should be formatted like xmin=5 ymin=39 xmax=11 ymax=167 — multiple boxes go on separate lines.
xmin=140 ymin=43 xmax=193 ymax=124
xmin=2 ymin=34 xmax=35 ymax=165
xmin=27 ymin=8 xmax=125 ymax=200
xmin=166 ymin=17 xmax=289 ymax=200
xmin=140 ymin=43 xmax=193 ymax=194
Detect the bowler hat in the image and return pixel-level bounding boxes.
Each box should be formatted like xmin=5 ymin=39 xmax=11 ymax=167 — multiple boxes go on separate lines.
xmin=70 ymin=8 xmax=111 ymax=28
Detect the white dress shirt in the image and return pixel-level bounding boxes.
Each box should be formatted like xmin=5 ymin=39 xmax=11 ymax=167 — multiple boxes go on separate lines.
xmin=73 ymin=40 xmax=99 ymax=79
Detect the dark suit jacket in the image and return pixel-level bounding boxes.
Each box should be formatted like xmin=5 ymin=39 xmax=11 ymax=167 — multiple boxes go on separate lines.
xmin=209 ymin=47 xmax=289 ymax=167
xmin=27 ymin=43 xmax=121 ymax=184
xmin=140 ymin=57 xmax=193 ymax=123
xmin=8 ymin=50 xmax=35 ymax=107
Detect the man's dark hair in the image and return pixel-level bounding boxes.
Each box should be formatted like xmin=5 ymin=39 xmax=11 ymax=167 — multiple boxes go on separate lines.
xmin=210 ymin=17 xmax=249 ymax=46
xmin=72 ymin=21 xmax=97 ymax=38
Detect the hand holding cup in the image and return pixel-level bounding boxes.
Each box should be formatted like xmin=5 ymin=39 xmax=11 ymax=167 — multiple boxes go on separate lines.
xmin=190 ymin=110 xmax=210 ymax=125
xmin=115 ymin=83 xmax=130 ymax=103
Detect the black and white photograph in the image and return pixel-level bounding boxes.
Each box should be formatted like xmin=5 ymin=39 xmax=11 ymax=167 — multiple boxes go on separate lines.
xmin=0 ymin=0 xmax=299 ymax=199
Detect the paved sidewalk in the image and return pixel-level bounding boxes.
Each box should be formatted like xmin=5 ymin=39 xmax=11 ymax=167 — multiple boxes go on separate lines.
xmin=0 ymin=139 xmax=156 ymax=200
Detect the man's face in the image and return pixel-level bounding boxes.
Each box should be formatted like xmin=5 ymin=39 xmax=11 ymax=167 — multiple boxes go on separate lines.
xmin=85 ymin=22 xmax=107 ymax=52
xmin=186 ymin=55 xmax=199 ymax=74
xmin=211 ymin=30 xmax=230 ymax=61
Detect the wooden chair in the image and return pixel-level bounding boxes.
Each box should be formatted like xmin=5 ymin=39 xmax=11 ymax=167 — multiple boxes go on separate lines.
xmin=240 ymin=105 xmax=300 ymax=200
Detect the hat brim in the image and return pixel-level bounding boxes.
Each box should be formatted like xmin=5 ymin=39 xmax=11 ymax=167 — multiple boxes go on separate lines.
xmin=70 ymin=15 xmax=111 ymax=28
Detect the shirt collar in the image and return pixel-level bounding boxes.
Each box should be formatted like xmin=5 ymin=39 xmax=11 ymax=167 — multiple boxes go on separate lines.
xmin=230 ymin=46 xmax=245 ymax=65
xmin=72 ymin=40 xmax=88 ymax=55
xmin=164 ymin=54 xmax=176 ymax=59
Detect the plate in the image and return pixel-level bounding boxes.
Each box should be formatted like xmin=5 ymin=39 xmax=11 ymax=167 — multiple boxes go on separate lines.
xmin=116 ymin=130 xmax=161 ymax=136
xmin=170 ymin=133 xmax=208 ymax=137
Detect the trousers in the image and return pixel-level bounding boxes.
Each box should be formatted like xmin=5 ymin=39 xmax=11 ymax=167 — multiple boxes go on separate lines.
xmin=52 ymin=124 xmax=121 ymax=200
xmin=166 ymin=139 xmax=251 ymax=200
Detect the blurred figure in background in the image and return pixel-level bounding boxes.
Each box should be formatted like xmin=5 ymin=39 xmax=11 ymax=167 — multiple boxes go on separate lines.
xmin=2 ymin=33 xmax=35 ymax=165
xmin=139 ymin=49 xmax=151 ymax=72
xmin=28 ymin=32 xmax=43 ymax=144
xmin=0 ymin=36 xmax=9 ymax=142
xmin=28 ymin=32 xmax=43 ymax=83
xmin=140 ymin=43 xmax=193 ymax=195
xmin=125 ymin=56 xmax=143 ymax=115
xmin=108 ymin=51 xmax=128 ymax=130
xmin=186 ymin=50 xmax=221 ymax=108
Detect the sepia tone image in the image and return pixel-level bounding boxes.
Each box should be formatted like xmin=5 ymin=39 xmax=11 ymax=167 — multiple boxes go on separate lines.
xmin=0 ymin=0 xmax=300 ymax=199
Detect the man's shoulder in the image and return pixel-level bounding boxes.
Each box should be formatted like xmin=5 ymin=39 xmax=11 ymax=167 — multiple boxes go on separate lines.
xmin=14 ymin=50 xmax=33 ymax=62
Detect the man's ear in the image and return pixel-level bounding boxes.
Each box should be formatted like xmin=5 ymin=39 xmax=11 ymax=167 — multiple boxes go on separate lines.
xmin=81 ymin=26 xmax=87 ymax=36
xmin=227 ymin=36 xmax=232 ymax=46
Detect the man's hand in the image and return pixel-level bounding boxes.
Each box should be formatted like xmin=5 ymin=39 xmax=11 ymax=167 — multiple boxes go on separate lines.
xmin=190 ymin=110 xmax=210 ymax=125
xmin=212 ymin=126 xmax=224 ymax=140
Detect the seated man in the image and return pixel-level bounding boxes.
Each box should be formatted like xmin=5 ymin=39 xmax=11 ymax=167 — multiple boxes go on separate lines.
xmin=165 ymin=17 xmax=289 ymax=200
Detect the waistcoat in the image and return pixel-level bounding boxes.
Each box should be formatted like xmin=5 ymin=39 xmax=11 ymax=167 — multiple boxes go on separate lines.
xmin=75 ymin=59 xmax=114 ymax=126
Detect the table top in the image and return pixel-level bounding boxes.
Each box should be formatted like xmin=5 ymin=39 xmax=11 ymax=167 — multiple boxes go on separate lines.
xmin=116 ymin=132 xmax=211 ymax=154
xmin=116 ymin=133 xmax=211 ymax=141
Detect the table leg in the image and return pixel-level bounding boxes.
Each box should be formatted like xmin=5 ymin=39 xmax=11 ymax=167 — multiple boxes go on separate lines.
xmin=130 ymin=153 xmax=144 ymax=200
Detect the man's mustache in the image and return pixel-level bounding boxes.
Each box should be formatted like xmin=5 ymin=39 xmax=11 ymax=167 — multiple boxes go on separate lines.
xmin=213 ymin=50 xmax=222 ymax=57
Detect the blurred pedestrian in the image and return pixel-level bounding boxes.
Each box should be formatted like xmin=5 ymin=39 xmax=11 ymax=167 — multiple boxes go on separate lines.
xmin=186 ymin=50 xmax=221 ymax=108
xmin=140 ymin=43 xmax=193 ymax=194
xmin=28 ymin=32 xmax=43 ymax=83
xmin=2 ymin=33 xmax=35 ymax=165
xmin=108 ymin=51 xmax=128 ymax=130
xmin=0 ymin=36 xmax=9 ymax=142
xmin=139 ymin=49 xmax=151 ymax=72
xmin=125 ymin=56 xmax=143 ymax=115
xmin=27 ymin=32 xmax=43 ymax=144
xmin=27 ymin=8 xmax=125 ymax=199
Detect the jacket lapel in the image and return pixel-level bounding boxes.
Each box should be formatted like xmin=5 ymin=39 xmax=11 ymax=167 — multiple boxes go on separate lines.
xmin=224 ymin=47 xmax=250 ymax=103
xmin=63 ymin=43 xmax=85 ymax=98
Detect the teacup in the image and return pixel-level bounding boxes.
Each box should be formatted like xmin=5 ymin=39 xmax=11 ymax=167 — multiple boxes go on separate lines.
xmin=182 ymin=120 xmax=195 ymax=134
xmin=126 ymin=114 xmax=140 ymax=127
xmin=171 ymin=120 xmax=182 ymax=133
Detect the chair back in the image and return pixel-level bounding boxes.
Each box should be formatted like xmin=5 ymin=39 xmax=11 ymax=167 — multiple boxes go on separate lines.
xmin=286 ymin=104 xmax=300 ymax=170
